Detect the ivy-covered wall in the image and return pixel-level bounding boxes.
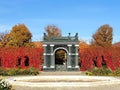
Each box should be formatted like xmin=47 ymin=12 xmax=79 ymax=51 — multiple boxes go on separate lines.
xmin=0 ymin=47 xmax=43 ymax=70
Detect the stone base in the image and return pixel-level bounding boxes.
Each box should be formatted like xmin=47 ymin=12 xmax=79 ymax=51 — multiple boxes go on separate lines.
xmin=67 ymin=67 xmax=79 ymax=71
xmin=43 ymin=67 xmax=55 ymax=71
xmin=55 ymin=65 xmax=66 ymax=71
xmin=43 ymin=66 xmax=79 ymax=71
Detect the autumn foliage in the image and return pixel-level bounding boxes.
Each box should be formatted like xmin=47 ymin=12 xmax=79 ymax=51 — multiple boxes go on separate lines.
xmin=45 ymin=25 xmax=61 ymax=37
xmin=79 ymin=46 xmax=120 ymax=71
xmin=78 ymin=24 xmax=118 ymax=71
xmin=1 ymin=24 xmax=33 ymax=47
xmin=0 ymin=47 xmax=43 ymax=71
xmin=91 ymin=24 xmax=113 ymax=47
xmin=0 ymin=23 xmax=120 ymax=73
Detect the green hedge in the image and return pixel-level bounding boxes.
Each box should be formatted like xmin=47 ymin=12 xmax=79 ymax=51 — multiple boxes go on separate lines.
xmin=86 ymin=67 xmax=120 ymax=76
xmin=0 ymin=67 xmax=39 ymax=76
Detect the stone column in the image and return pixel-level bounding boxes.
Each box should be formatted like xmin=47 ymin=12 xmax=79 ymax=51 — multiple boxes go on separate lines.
xmin=67 ymin=44 xmax=72 ymax=68
xmin=50 ymin=44 xmax=54 ymax=69
xmin=75 ymin=44 xmax=79 ymax=68
xmin=43 ymin=44 xmax=47 ymax=69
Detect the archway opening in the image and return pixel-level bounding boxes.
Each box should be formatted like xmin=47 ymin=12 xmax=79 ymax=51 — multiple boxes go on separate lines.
xmin=24 ymin=56 xmax=29 ymax=66
xmin=17 ymin=57 xmax=21 ymax=67
xmin=55 ymin=49 xmax=67 ymax=65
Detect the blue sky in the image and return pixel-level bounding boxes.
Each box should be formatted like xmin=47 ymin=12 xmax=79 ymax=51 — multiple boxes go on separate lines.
xmin=0 ymin=0 xmax=120 ymax=43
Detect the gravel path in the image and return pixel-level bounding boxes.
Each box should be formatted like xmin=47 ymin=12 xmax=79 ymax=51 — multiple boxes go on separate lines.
xmin=5 ymin=71 xmax=120 ymax=90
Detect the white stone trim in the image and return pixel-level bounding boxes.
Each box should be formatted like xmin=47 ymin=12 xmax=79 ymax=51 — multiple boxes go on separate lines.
xmin=50 ymin=66 xmax=54 ymax=68
xmin=67 ymin=66 xmax=72 ymax=68
xmin=70 ymin=53 xmax=78 ymax=55
xmin=67 ymin=44 xmax=72 ymax=46
xmin=53 ymin=47 xmax=69 ymax=54
xmin=50 ymin=44 xmax=54 ymax=46
xmin=75 ymin=66 xmax=79 ymax=68
xmin=43 ymin=53 xmax=51 ymax=55
xmin=76 ymin=53 xmax=79 ymax=55
xmin=51 ymin=53 xmax=54 ymax=55
xmin=43 ymin=66 xmax=47 ymax=68
xmin=68 ymin=53 xmax=71 ymax=55
xmin=70 ymin=53 xmax=75 ymax=55
xmin=43 ymin=44 xmax=47 ymax=47
xmin=75 ymin=44 xmax=79 ymax=47
xmin=46 ymin=54 xmax=51 ymax=55
xmin=43 ymin=53 xmax=46 ymax=55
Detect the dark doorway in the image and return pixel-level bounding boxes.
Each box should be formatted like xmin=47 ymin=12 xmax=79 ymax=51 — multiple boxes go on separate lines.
xmin=55 ymin=49 xmax=67 ymax=71
xmin=55 ymin=49 xmax=67 ymax=65
xmin=17 ymin=58 xmax=21 ymax=66
xmin=24 ymin=56 xmax=29 ymax=66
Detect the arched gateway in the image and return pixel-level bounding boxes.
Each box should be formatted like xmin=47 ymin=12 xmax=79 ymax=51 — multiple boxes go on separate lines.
xmin=43 ymin=33 xmax=79 ymax=71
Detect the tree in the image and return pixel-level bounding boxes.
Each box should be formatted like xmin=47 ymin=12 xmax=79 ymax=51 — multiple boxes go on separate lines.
xmin=4 ymin=24 xmax=32 ymax=47
xmin=0 ymin=31 xmax=9 ymax=47
xmin=0 ymin=31 xmax=9 ymax=42
xmin=79 ymin=40 xmax=89 ymax=50
xmin=45 ymin=25 xmax=61 ymax=37
xmin=91 ymin=24 xmax=113 ymax=47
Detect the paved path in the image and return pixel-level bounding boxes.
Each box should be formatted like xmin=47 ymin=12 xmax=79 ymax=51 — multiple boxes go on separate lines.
xmin=39 ymin=71 xmax=86 ymax=75
xmin=12 ymin=85 xmax=120 ymax=90
xmin=5 ymin=71 xmax=120 ymax=90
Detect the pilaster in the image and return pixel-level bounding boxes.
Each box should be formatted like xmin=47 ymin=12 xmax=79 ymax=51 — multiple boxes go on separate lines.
xmin=67 ymin=44 xmax=72 ymax=69
xmin=75 ymin=44 xmax=79 ymax=69
xmin=50 ymin=44 xmax=55 ymax=69
xmin=43 ymin=44 xmax=47 ymax=69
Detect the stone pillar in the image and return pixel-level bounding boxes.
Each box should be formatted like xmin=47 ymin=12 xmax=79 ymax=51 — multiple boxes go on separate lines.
xmin=75 ymin=44 xmax=79 ymax=69
xmin=43 ymin=44 xmax=47 ymax=69
xmin=50 ymin=44 xmax=55 ymax=69
xmin=67 ymin=44 xmax=72 ymax=69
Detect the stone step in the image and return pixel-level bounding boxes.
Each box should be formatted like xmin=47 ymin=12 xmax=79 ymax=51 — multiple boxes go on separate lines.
xmin=40 ymin=71 xmax=86 ymax=76
xmin=6 ymin=75 xmax=120 ymax=88
xmin=5 ymin=74 xmax=120 ymax=90
xmin=15 ymin=76 xmax=107 ymax=82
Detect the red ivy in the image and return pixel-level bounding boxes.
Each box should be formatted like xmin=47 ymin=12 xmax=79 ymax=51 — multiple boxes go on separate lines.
xmin=0 ymin=47 xmax=43 ymax=71
xmin=79 ymin=46 xmax=120 ymax=71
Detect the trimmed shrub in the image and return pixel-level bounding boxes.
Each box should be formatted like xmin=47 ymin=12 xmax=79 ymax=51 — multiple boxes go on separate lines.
xmin=110 ymin=68 xmax=120 ymax=76
xmin=20 ymin=67 xmax=39 ymax=75
xmin=86 ymin=67 xmax=112 ymax=76
xmin=86 ymin=67 xmax=120 ymax=76
xmin=0 ymin=67 xmax=39 ymax=76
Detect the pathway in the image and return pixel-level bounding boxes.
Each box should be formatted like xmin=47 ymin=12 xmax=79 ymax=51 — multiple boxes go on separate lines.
xmin=5 ymin=71 xmax=120 ymax=90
